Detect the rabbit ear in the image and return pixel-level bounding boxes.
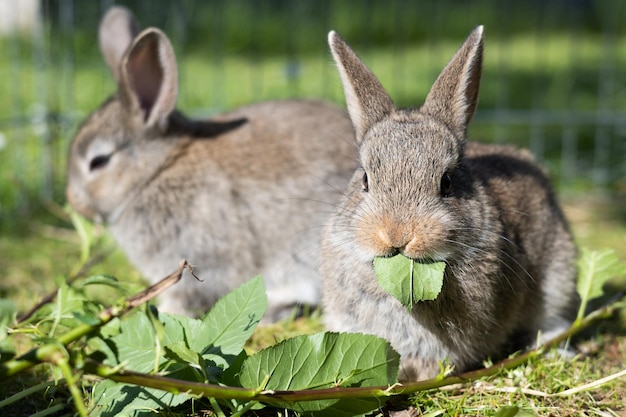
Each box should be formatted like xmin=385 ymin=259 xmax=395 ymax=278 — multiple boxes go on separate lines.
xmin=99 ymin=6 xmax=141 ymax=82
xmin=119 ymin=28 xmax=178 ymax=129
xmin=328 ymin=31 xmax=395 ymax=143
xmin=421 ymin=26 xmax=484 ymax=139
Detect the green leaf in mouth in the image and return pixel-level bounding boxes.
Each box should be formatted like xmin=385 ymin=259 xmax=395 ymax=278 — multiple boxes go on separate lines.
xmin=373 ymin=253 xmax=446 ymax=310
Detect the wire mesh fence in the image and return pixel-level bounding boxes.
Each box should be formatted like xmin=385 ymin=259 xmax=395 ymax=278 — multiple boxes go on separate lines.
xmin=0 ymin=0 xmax=624 ymax=228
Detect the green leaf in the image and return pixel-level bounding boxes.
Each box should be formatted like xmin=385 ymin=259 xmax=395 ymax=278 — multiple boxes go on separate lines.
xmin=92 ymin=378 xmax=187 ymax=417
xmin=0 ymin=299 xmax=16 ymax=361
xmin=23 ymin=281 xmax=103 ymax=337
xmin=374 ymin=254 xmax=446 ymax=310
xmin=75 ymin=274 xmax=119 ymax=288
xmin=96 ymin=311 xmax=162 ymax=372
xmin=69 ymin=208 xmax=95 ymax=265
xmin=73 ymin=312 xmax=101 ymax=326
xmin=240 ymin=332 xmax=399 ymax=417
xmin=0 ymin=299 xmax=15 ymax=339
xmin=576 ymin=248 xmax=626 ymax=321
xmin=164 ymin=341 xmax=203 ymax=367
xmin=197 ymin=275 xmax=267 ymax=357
xmin=91 ymin=277 xmax=268 ymax=416
xmin=91 ymin=311 xmax=193 ymax=416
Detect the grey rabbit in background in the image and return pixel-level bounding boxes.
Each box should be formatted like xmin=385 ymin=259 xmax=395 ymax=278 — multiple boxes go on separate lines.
xmin=65 ymin=6 xmax=357 ymax=321
xmin=321 ymin=27 xmax=579 ymax=380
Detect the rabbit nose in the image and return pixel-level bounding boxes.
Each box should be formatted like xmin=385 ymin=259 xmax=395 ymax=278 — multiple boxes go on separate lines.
xmin=376 ymin=227 xmax=430 ymax=259
xmin=376 ymin=228 xmax=411 ymax=253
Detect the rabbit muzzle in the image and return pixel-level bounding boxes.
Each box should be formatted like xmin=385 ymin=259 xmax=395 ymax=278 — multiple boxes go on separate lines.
xmin=66 ymin=181 xmax=101 ymax=222
xmin=363 ymin=208 xmax=453 ymax=262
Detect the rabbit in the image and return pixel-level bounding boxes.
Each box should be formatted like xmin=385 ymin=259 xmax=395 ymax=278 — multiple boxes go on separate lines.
xmin=65 ymin=6 xmax=357 ymax=321
xmin=320 ymin=26 xmax=579 ymax=381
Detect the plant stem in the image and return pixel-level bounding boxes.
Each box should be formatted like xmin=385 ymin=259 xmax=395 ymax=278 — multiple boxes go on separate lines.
xmin=230 ymin=400 xmax=260 ymax=417
xmin=0 ymin=380 xmax=60 ymax=408
xmin=83 ymin=360 xmax=262 ymax=400
xmin=208 ymin=397 xmax=227 ymax=417
xmin=80 ymin=296 xmax=623 ymax=404
xmin=28 ymin=403 xmax=66 ymax=417
xmin=54 ymin=351 xmax=88 ymax=417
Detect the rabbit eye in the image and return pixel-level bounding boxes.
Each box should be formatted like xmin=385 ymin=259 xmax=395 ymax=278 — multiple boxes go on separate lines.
xmin=362 ymin=172 xmax=369 ymax=192
xmin=440 ymin=172 xmax=452 ymax=197
xmin=89 ymin=154 xmax=111 ymax=171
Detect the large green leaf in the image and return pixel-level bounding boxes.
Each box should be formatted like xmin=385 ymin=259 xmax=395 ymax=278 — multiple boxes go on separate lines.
xmin=91 ymin=276 xmax=268 ymax=416
xmin=90 ymin=311 xmax=192 ymax=417
xmin=239 ymin=332 xmax=400 ymax=417
xmin=576 ymin=248 xmax=626 ymax=320
xmin=197 ymin=275 xmax=267 ymax=357
xmin=91 ymin=379 xmax=186 ymax=417
xmin=374 ymin=254 xmax=446 ymax=310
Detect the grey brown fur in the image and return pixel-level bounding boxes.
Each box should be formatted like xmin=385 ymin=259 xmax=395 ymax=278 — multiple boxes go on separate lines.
xmin=321 ymin=27 xmax=579 ymax=380
xmin=66 ymin=7 xmax=357 ymax=320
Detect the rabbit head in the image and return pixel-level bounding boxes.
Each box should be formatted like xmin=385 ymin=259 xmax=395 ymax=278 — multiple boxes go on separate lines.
xmin=326 ymin=28 xmax=483 ymax=263
xmin=66 ymin=7 xmax=180 ymax=223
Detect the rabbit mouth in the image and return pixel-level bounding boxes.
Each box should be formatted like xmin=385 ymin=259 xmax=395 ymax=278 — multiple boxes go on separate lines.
xmin=380 ymin=248 xmax=448 ymax=265
xmin=408 ymin=256 xmax=447 ymax=266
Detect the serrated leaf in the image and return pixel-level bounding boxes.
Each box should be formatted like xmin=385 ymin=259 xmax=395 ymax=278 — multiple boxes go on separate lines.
xmin=240 ymin=332 xmax=399 ymax=417
xmin=164 ymin=341 xmax=203 ymax=367
xmin=577 ymin=248 xmax=626 ymax=300
xmin=76 ymin=274 xmax=119 ymax=288
xmin=92 ymin=379 xmax=188 ymax=417
xmin=196 ymin=275 xmax=267 ymax=357
xmin=91 ymin=277 xmax=268 ymax=416
xmin=99 ymin=311 xmax=161 ymax=373
xmin=576 ymin=248 xmax=626 ymax=320
xmin=91 ymin=311 xmax=193 ymax=416
xmin=374 ymin=254 xmax=446 ymax=310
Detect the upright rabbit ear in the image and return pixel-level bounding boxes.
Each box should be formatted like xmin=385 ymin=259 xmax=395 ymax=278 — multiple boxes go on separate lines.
xmin=328 ymin=31 xmax=395 ymax=143
xmin=99 ymin=6 xmax=141 ymax=82
xmin=421 ymin=26 xmax=484 ymax=139
xmin=119 ymin=29 xmax=178 ymax=129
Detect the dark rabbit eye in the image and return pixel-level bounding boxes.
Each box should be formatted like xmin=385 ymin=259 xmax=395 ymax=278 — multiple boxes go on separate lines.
xmin=362 ymin=171 xmax=369 ymax=192
xmin=89 ymin=154 xmax=111 ymax=171
xmin=440 ymin=172 xmax=452 ymax=197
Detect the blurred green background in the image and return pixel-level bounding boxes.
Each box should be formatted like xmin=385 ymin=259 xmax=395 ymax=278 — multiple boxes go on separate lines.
xmin=0 ymin=1 xmax=624 ymax=302
xmin=1 ymin=0 xmax=625 ymax=233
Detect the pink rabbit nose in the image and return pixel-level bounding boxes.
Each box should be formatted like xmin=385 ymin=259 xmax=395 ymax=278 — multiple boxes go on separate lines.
xmin=376 ymin=227 xmax=410 ymax=252
xmin=376 ymin=227 xmax=428 ymax=259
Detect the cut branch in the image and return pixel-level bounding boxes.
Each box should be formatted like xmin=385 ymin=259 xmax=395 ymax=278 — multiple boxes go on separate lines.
xmin=79 ymin=296 xmax=623 ymax=404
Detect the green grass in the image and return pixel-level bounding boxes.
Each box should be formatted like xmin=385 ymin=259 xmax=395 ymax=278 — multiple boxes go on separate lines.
xmin=411 ymin=353 xmax=626 ymax=416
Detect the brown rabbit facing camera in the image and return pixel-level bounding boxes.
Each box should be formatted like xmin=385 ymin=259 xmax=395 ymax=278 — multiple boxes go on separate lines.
xmin=66 ymin=7 xmax=357 ymax=321
xmin=321 ymin=27 xmax=579 ymax=380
